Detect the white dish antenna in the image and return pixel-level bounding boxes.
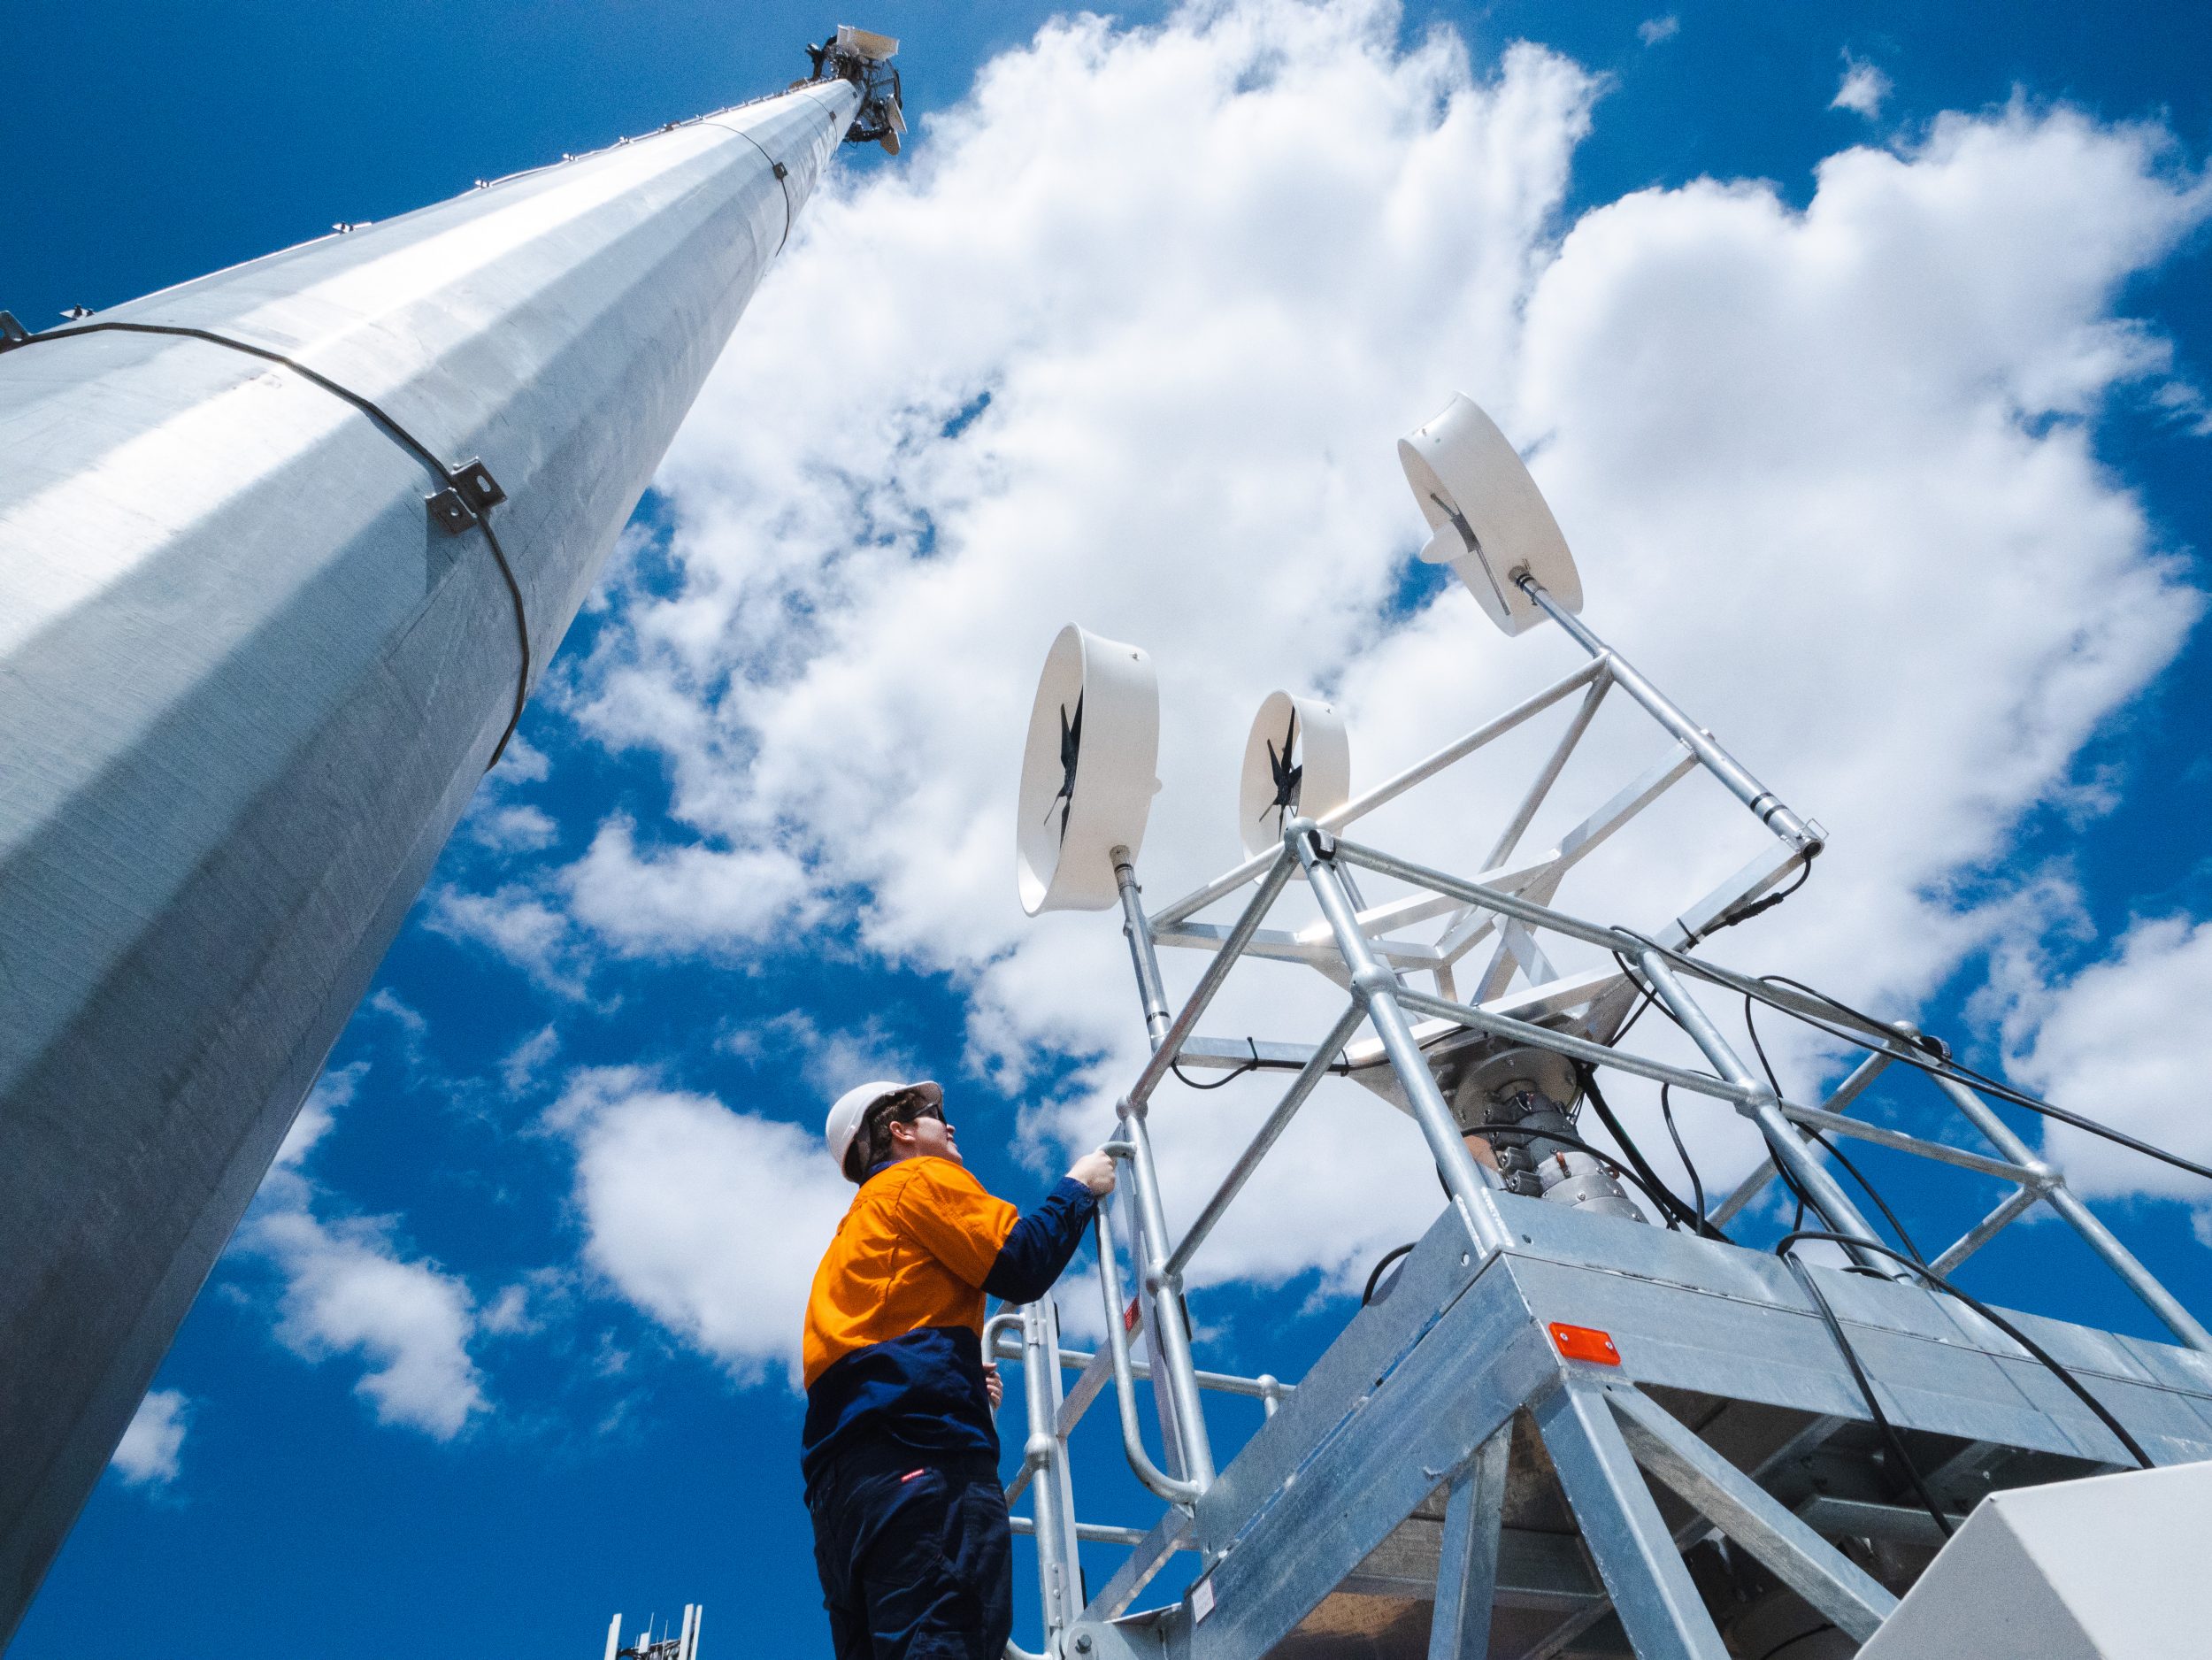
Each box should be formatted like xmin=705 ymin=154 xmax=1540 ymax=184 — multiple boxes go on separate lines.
xmin=834 ymin=24 xmax=899 ymax=59
xmin=1238 ymin=692 xmax=1349 ymax=862
xmin=1017 ymin=625 xmax=1160 ymax=914
xmin=1399 ymin=394 xmax=1582 ymax=636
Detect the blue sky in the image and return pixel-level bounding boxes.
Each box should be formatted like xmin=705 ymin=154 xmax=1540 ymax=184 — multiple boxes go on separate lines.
xmin=9 ymin=2 xmax=2212 ymax=1656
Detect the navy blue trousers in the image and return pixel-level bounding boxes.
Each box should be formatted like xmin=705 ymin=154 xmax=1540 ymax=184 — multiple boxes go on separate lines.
xmin=807 ymin=1443 xmax=1013 ymax=1660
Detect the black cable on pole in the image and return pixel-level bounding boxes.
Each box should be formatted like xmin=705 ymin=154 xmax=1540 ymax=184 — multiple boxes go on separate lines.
xmin=1803 ymin=1126 xmax=1926 ymax=1264
xmin=1610 ymin=980 xmax=1659 ymax=1045
xmin=1657 ymin=1082 xmax=1709 ymax=1232
xmin=1754 ymin=974 xmax=2212 ymax=1186
xmin=1602 ymin=923 xmax=2212 ymax=1187
xmin=1576 ymin=1064 xmax=1724 ymax=1238
xmin=1779 ymin=1251 xmax=1954 ymax=1540
xmin=1704 ymin=849 xmax=1817 ymax=938
xmin=1778 ymin=1230 xmax=2154 ymax=1471
xmin=1362 ymin=1242 xmax=1417 ymax=1306
xmin=2 ymin=319 xmax=535 ymax=765
xmin=1171 ymin=1037 xmax=1262 ymax=1092
xmin=1743 ymin=994 xmax=1927 ymax=1264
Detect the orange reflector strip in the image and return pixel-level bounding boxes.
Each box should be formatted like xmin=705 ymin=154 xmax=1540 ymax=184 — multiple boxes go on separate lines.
xmin=1550 ymin=1322 xmax=1621 ymax=1365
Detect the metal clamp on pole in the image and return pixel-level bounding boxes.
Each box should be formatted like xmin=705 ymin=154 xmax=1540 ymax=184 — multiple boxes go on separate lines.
xmin=1516 ymin=572 xmax=1823 ymax=857
xmin=1289 ymin=818 xmax=1514 ymax=1259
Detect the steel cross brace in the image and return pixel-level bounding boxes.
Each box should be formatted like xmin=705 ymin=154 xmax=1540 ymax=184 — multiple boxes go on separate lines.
xmin=1599 ymin=1383 xmax=1897 ymax=1642
xmin=1061 ymin=1189 xmax=2212 ymax=1660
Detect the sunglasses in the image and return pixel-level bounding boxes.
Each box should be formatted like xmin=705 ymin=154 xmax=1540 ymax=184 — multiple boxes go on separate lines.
xmin=883 ymin=1092 xmax=943 ymax=1125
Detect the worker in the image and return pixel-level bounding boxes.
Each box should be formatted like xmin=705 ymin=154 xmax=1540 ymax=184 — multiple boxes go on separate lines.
xmin=803 ymin=1079 xmax=1116 ymax=1659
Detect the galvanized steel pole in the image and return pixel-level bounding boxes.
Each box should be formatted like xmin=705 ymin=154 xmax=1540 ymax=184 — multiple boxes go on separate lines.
xmin=1517 ymin=573 xmax=1823 ymax=857
xmin=0 ymin=67 xmax=868 ymax=1635
xmin=1634 ymin=951 xmax=1890 ymax=1267
xmin=1292 ymin=822 xmax=1515 ymax=1259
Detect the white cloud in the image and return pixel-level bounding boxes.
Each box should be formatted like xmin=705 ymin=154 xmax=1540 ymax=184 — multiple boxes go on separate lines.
xmin=2005 ymin=915 xmax=2212 ymax=1209
xmin=275 ymin=1060 xmax=363 ymax=1169
xmin=565 ymin=818 xmax=820 ymax=957
xmin=553 ymin=1068 xmax=851 ymax=1385
xmin=110 ymin=1389 xmax=190 ymax=1487
xmin=252 ymin=1208 xmax=488 ymax=1437
xmin=426 ymin=884 xmax=589 ymax=997
xmin=1832 ymin=52 xmax=1893 ymax=119
xmin=527 ymin=0 xmax=2207 ymax=1306
xmin=480 ymin=1282 xmax=536 ymax=1335
xmin=461 ymin=734 xmax=557 ymax=851
xmin=501 ymin=1024 xmax=562 ymax=1095
xmin=1638 ymin=15 xmax=1678 ymax=47
xmin=475 ymin=803 xmax=560 ymax=853
xmin=240 ymin=1064 xmax=490 ymax=1439
xmin=724 ymin=1010 xmax=926 ymax=1102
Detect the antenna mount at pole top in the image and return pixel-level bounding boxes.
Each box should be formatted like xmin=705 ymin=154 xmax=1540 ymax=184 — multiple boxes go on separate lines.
xmin=804 ymin=25 xmax=906 ymax=153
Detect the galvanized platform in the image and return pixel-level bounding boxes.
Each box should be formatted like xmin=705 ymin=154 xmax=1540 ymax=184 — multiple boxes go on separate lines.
xmin=1047 ymin=1192 xmax=2212 ymax=1659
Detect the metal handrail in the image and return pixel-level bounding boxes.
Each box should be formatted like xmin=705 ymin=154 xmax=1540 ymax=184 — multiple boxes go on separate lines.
xmin=988 ymin=1331 xmax=1294 ymax=1414
xmin=1089 ymin=1205 xmax=1203 ymax=1504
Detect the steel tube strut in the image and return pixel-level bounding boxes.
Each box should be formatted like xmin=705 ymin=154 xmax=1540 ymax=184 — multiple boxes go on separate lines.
xmin=1148 ymin=657 xmax=1607 ymax=928
xmin=1535 ymin=1384 xmax=1731 ymax=1660
xmin=1114 ymin=1103 xmax=1218 ymax=1488
xmin=1517 ymin=574 xmax=1821 ymax=856
xmin=1114 ymin=851 xmax=1174 ymax=1049
xmin=1162 ymin=999 xmax=1369 ymax=1280
xmin=1127 ymin=851 xmax=1295 ymax=1110
xmin=1109 ymin=858 xmax=1225 ymax=1490
xmin=1924 ymin=1069 xmax=2212 ymax=1352
xmin=1634 ymin=950 xmax=1889 ymax=1266
xmin=1293 ymin=822 xmax=1513 ymax=1257
xmin=1017 ymin=1301 xmax=1082 ymax=1648
xmin=1429 ymin=1427 xmax=1511 ymax=1660
xmin=1605 ymin=1386 xmax=1898 ymax=1642
xmin=1929 ymin=1184 xmax=2043 ymax=1276
xmin=1710 ymin=1053 xmax=1891 ymax=1227
xmin=1088 ymin=1208 xmax=1202 ymax=1504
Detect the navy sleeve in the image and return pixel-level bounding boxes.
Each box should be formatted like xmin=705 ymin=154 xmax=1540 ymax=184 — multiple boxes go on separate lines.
xmin=981 ymin=1177 xmax=1098 ymax=1303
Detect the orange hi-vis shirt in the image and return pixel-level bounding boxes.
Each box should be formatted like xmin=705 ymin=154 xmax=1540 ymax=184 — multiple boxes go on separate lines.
xmin=798 ymin=1154 xmax=1097 ymax=1487
xmin=803 ymin=1157 xmax=1018 ymax=1387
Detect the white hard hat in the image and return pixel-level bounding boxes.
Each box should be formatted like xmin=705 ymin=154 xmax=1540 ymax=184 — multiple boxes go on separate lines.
xmin=826 ymin=1079 xmax=943 ymax=1178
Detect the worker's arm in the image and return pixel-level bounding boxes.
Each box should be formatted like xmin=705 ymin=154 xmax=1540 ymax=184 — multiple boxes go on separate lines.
xmin=894 ymin=1155 xmax=1113 ymax=1303
xmin=980 ymin=1175 xmax=1097 ymax=1303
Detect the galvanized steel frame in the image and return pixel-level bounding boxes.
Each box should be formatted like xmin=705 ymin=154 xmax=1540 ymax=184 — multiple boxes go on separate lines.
xmin=990 ymin=590 xmax=2212 ymax=1657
